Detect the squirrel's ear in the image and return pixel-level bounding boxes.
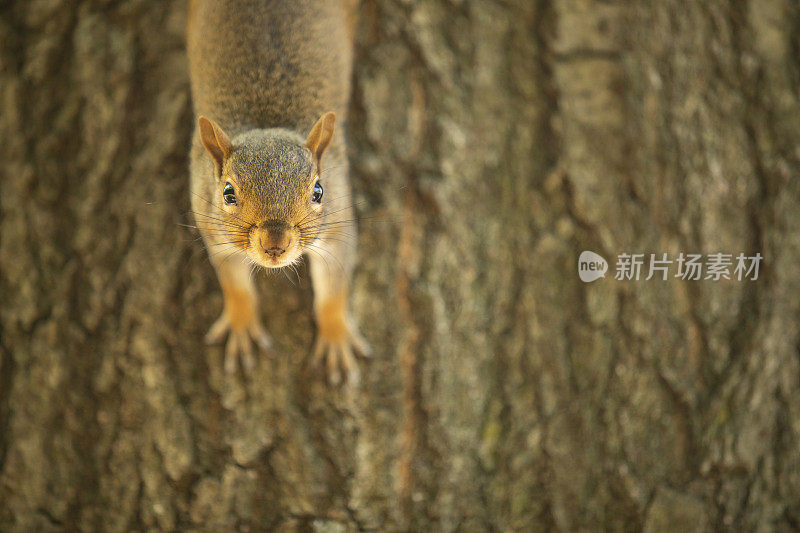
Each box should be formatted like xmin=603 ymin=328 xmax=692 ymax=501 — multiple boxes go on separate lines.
xmin=305 ymin=112 xmax=335 ymax=168
xmin=198 ymin=116 xmax=233 ymax=175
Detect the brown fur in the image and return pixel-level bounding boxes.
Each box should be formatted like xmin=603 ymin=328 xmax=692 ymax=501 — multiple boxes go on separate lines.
xmin=221 ymin=281 xmax=255 ymax=330
xmin=187 ymin=1 xmax=351 ymax=134
xmin=317 ymin=292 xmax=348 ymax=343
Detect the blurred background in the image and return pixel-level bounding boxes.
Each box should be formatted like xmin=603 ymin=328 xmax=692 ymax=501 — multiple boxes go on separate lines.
xmin=2 ymin=0 xmax=800 ymax=530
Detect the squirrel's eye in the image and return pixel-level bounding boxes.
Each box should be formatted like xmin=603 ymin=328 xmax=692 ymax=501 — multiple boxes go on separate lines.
xmin=311 ymin=181 xmax=324 ymax=204
xmin=222 ymin=182 xmax=237 ymax=205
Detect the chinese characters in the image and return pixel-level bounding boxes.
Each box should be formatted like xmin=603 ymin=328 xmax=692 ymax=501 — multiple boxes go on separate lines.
xmin=614 ymin=253 xmax=761 ymax=281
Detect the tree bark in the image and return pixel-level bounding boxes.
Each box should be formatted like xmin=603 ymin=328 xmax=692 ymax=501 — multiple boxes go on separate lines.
xmin=2 ymin=0 xmax=800 ymax=530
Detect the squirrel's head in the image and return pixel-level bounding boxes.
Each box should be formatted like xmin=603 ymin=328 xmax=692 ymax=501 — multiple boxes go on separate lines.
xmin=198 ymin=113 xmax=336 ymax=269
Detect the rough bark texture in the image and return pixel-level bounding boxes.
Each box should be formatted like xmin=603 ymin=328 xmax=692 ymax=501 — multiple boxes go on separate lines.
xmin=2 ymin=0 xmax=800 ymax=530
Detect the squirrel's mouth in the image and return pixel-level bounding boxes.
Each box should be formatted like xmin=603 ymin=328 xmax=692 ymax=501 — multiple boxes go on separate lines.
xmin=263 ymin=255 xmax=295 ymax=268
xmin=248 ymin=247 xmax=302 ymax=269
xmin=249 ymin=252 xmax=301 ymax=269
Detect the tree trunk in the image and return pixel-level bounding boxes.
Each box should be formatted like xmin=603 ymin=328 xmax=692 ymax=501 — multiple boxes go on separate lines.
xmin=2 ymin=0 xmax=799 ymax=530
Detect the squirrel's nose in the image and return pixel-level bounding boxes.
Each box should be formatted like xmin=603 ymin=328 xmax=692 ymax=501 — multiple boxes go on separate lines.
xmin=259 ymin=231 xmax=291 ymax=258
xmin=265 ymin=246 xmax=285 ymax=258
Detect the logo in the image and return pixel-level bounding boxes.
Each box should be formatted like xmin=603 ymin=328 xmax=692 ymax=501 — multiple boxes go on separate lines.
xmin=578 ymin=251 xmax=608 ymax=283
xmin=577 ymin=251 xmax=762 ymax=282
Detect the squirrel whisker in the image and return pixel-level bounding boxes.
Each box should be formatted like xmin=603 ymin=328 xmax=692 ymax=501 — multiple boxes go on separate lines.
xmin=207 ymin=240 xmax=250 ymax=247
xmin=304 ymin=244 xmax=345 ymax=275
xmin=190 ymin=191 xmax=254 ymax=227
xmin=319 ymin=163 xmax=346 ymax=175
xmin=189 ymin=211 xmax=249 ymax=229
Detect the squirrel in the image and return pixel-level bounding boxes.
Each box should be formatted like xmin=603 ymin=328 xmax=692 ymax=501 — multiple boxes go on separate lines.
xmin=187 ymin=0 xmax=369 ymax=383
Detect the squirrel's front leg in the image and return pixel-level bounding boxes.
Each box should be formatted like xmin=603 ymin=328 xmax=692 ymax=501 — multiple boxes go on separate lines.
xmin=308 ymin=237 xmax=371 ymax=385
xmin=206 ymin=254 xmax=272 ymax=373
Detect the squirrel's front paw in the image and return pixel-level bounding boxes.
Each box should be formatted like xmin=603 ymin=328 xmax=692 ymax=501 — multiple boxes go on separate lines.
xmin=311 ymin=323 xmax=371 ymax=385
xmin=205 ymin=312 xmax=272 ymax=373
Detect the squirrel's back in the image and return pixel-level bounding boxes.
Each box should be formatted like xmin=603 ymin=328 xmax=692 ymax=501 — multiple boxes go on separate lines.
xmin=187 ymin=0 xmax=353 ymax=134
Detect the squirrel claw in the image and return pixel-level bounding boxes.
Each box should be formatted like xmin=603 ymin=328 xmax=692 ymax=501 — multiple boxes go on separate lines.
xmin=311 ymin=332 xmax=366 ymax=385
xmin=206 ymin=312 xmax=272 ymax=373
xmin=205 ymin=313 xmax=231 ymax=345
xmin=350 ymin=330 xmax=373 ymax=359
